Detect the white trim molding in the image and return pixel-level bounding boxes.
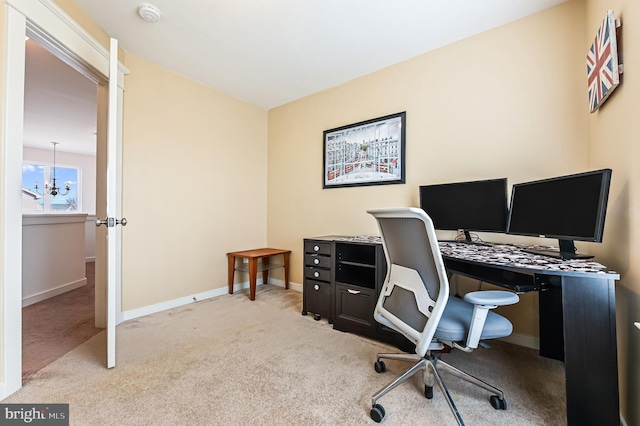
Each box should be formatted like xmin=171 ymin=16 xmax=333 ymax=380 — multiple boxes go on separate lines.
xmin=2 ymin=0 xmax=129 ymax=84
xmin=22 ymin=278 xmax=86 ymax=307
xmin=123 ymin=280 xmax=302 ymax=322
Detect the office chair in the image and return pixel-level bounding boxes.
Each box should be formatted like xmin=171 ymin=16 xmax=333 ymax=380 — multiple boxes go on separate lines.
xmin=367 ymin=208 xmax=519 ymax=425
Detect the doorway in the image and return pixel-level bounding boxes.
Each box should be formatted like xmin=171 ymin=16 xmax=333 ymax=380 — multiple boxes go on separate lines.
xmin=1 ymin=0 xmax=127 ymax=399
xmin=21 ymin=37 xmax=100 ymax=381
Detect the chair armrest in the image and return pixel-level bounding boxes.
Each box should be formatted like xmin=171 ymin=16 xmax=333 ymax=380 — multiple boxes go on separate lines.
xmin=464 ymin=290 xmax=520 ymax=307
xmin=463 ymin=291 xmax=519 ymax=350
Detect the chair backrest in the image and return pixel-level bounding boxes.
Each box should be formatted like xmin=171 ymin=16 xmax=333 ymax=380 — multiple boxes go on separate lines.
xmin=368 ymin=208 xmax=450 ymax=356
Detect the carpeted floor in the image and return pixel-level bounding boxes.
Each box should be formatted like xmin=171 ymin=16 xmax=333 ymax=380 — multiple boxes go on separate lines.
xmin=6 ymin=284 xmax=567 ymax=425
xmin=22 ymin=262 xmax=101 ymax=381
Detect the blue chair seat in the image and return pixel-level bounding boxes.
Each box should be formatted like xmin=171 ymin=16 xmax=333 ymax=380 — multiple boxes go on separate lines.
xmin=435 ymin=297 xmax=513 ymax=342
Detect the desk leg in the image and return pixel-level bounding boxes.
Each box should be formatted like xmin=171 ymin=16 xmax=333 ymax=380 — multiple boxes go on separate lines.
xmin=539 ymin=284 xmax=564 ymax=361
xmin=227 ymin=255 xmax=236 ymax=295
xmin=262 ymin=256 xmax=270 ymax=286
xmin=562 ymin=276 xmax=619 ymax=425
xmin=249 ymin=257 xmax=258 ymax=301
xmin=283 ymin=252 xmax=290 ymax=289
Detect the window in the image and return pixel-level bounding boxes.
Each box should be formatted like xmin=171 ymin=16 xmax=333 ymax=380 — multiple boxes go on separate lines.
xmin=22 ymin=162 xmax=81 ymax=212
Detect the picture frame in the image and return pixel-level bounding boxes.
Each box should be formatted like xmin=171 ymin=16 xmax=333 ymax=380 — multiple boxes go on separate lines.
xmin=587 ymin=9 xmax=621 ymax=113
xmin=323 ymin=112 xmax=406 ymax=189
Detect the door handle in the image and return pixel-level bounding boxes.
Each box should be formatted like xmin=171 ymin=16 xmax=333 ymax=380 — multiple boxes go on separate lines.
xmin=96 ymin=217 xmax=111 ymax=227
xmin=96 ymin=217 xmax=128 ymax=227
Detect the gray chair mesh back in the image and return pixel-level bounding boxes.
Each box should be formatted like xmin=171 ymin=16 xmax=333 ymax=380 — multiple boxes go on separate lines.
xmin=377 ymin=216 xmax=442 ymax=300
xmin=377 ymin=216 xmax=443 ymax=333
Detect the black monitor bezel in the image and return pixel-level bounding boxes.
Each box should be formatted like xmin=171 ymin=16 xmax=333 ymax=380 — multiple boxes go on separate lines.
xmin=506 ymin=168 xmax=612 ymax=243
xmin=419 ymin=177 xmax=509 ymax=234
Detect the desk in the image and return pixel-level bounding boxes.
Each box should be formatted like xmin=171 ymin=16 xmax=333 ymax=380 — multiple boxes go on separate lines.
xmin=438 ymin=241 xmax=619 ymax=426
xmin=227 ymin=248 xmax=291 ymax=301
xmin=303 ymin=236 xmax=620 ymax=425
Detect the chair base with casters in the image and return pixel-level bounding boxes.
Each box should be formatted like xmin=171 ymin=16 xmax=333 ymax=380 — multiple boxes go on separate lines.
xmin=369 ymin=289 xmax=519 ymax=425
xmin=370 ymin=350 xmax=508 ymax=424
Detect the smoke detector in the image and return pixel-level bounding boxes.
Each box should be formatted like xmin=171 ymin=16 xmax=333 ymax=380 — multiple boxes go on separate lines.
xmin=138 ymin=3 xmax=161 ymax=23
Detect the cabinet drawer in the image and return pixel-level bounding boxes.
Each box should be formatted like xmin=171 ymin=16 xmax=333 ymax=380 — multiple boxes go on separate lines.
xmin=333 ymin=283 xmax=377 ymax=336
xmin=305 ymin=266 xmax=331 ymax=282
xmin=305 ymin=254 xmax=331 ymax=268
xmin=304 ymin=241 xmax=331 ymax=255
xmin=303 ymin=279 xmax=332 ymax=319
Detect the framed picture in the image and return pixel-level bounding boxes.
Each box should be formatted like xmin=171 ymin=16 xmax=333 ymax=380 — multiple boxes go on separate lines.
xmin=587 ymin=9 xmax=621 ymax=113
xmin=323 ymin=112 xmax=406 ymax=189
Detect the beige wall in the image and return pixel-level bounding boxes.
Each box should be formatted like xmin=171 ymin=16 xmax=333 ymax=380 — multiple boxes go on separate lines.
xmin=268 ymin=0 xmax=587 ymax=338
xmin=120 ymin=52 xmax=268 ymax=311
xmin=585 ymin=0 xmax=639 ymax=423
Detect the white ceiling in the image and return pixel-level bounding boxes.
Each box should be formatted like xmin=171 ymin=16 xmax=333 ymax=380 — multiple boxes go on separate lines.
xmin=25 ymin=0 xmax=567 ymax=155
xmin=24 ymin=39 xmax=97 ymax=156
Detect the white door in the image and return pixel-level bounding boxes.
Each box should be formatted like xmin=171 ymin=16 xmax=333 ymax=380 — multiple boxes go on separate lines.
xmin=100 ymin=38 xmax=126 ymax=368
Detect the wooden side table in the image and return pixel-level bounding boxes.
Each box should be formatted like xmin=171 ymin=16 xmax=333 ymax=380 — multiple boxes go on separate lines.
xmin=227 ymin=248 xmax=291 ymax=300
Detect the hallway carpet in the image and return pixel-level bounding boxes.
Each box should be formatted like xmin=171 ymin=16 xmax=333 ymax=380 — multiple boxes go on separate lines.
xmin=22 ymin=262 xmax=101 ymax=381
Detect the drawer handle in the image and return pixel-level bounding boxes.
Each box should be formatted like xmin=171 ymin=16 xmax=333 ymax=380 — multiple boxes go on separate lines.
xmin=314 ymin=284 xmax=319 ymax=291
xmin=314 ymin=245 xmax=320 ymax=251
xmin=313 ymin=258 xmax=320 ymax=265
xmin=313 ymin=272 xmax=320 ymax=278
xmin=347 ymin=289 xmax=361 ymax=295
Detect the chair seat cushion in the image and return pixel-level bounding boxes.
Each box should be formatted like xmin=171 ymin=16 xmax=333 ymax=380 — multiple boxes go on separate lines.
xmin=435 ymin=296 xmax=513 ymax=342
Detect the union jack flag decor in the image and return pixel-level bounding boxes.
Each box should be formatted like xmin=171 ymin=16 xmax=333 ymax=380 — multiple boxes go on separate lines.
xmin=587 ymin=10 xmax=620 ymax=113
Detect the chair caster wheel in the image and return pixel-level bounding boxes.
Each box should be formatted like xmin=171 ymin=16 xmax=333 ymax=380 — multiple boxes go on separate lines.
xmin=374 ymin=360 xmax=386 ymax=373
xmin=301 ymin=311 xmax=307 ymax=316
xmin=370 ymin=403 xmax=386 ymax=423
xmin=490 ymin=395 xmax=507 ymax=410
xmin=313 ymin=313 xmax=321 ymax=321
xmin=424 ymin=385 xmax=433 ymax=399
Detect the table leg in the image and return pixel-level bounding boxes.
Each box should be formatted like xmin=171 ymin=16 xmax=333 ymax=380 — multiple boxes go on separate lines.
xmin=283 ymin=252 xmax=290 ymax=290
xmin=249 ymin=257 xmax=258 ymax=301
xmin=227 ymin=255 xmax=236 ymax=294
xmin=262 ymin=256 xmax=270 ymax=286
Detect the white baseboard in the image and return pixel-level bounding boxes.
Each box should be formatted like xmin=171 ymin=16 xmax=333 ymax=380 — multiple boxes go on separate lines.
xmin=22 ymin=278 xmax=87 ymax=307
xmin=122 ymin=279 xmax=303 ymax=322
xmin=499 ymin=332 xmax=540 ymax=350
xmin=268 ymin=278 xmax=303 ymax=293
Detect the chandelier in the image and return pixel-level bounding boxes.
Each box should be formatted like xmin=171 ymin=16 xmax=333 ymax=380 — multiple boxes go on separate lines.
xmin=34 ymin=141 xmax=70 ymax=197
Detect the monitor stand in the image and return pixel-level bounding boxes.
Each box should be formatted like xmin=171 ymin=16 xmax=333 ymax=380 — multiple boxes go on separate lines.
xmin=460 ymin=230 xmax=492 ymax=247
xmin=523 ymin=239 xmax=594 ymax=260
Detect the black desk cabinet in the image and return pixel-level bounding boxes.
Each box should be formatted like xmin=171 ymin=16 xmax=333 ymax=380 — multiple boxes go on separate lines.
xmin=333 ymin=241 xmax=386 ymax=337
xmin=302 ymin=239 xmax=333 ymax=322
xmin=302 ymin=237 xmax=411 ymax=349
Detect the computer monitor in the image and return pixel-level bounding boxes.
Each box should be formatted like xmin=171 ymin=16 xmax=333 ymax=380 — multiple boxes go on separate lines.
xmin=419 ymin=178 xmax=508 ymax=243
xmin=506 ymin=169 xmax=612 ymax=259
